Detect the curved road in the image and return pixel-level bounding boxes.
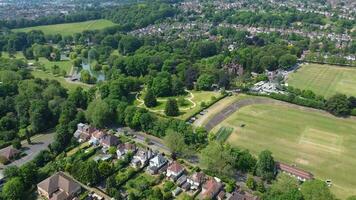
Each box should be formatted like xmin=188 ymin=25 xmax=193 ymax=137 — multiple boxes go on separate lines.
xmin=204 ymin=98 xmax=276 ymax=131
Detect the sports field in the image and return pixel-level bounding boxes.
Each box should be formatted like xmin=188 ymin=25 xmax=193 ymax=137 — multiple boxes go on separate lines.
xmin=13 ymin=19 xmax=116 ymax=36
xmin=212 ymin=96 xmax=356 ymax=199
xmin=287 ymin=63 xmax=356 ymax=97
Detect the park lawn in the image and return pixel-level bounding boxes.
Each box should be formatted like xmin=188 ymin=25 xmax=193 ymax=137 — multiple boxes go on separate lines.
xmin=287 ymin=63 xmax=356 ymax=97
xmin=212 ymin=96 xmax=356 ymax=199
xmin=31 ymin=70 xmax=90 ymax=91
xmin=2 ymin=51 xmax=26 ymax=59
xmin=37 ymin=57 xmax=72 ymax=74
xmin=13 ymin=19 xmax=116 ymax=36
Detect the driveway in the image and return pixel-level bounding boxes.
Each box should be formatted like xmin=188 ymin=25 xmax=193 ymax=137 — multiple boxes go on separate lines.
xmin=0 ymin=132 xmax=55 ymax=168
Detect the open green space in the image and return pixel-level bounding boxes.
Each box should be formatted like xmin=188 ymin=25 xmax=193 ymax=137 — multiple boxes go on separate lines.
xmin=136 ymin=90 xmax=222 ymax=120
xmin=212 ymin=96 xmax=356 ymax=199
xmin=31 ymin=70 xmax=90 ymax=91
xmin=287 ymin=63 xmax=356 ymax=97
xmin=12 ymin=19 xmax=116 ymax=36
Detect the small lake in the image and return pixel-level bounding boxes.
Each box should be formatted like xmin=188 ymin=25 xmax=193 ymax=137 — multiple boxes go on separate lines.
xmin=81 ymin=61 xmax=105 ymax=82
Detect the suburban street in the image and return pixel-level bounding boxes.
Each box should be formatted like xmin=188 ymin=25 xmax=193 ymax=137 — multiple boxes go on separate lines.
xmin=0 ymin=132 xmax=55 ymax=169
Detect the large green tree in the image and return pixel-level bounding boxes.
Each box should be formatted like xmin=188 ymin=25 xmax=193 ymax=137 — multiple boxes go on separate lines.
xmin=164 ymin=98 xmax=179 ymax=116
xmin=301 ymin=180 xmax=335 ymax=200
xmin=264 ymin=174 xmax=303 ymax=200
xmin=2 ymin=177 xmax=25 ymax=200
xmin=325 ymin=94 xmax=351 ymax=116
xmin=144 ymin=89 xmax=157 ymax=108
xmin=256 ymin=150 xmax=275 ymax=181
xmin=86 ymin=99 xmax=113 ymax=128
xmin=200 ymin=142 xmax=234 ymax=176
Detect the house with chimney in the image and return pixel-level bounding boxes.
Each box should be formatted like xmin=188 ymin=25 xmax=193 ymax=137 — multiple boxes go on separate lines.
xmin=131 ymin=148 xmax=154 ymax=168
xmin=166 ymin=161 xmax=185 ymax=181
xmin=89 ymin=130 xmax=106 ymax=146
xmin=199 ymin=177 xmax=223 ymax=200
xmin=73 ymin=123 xmax=96 ymax=142
xmin=116 ymin=143 xmax=137 ymax=159
xmin=37 ymin=171 xmax=81 ymax=200
xmin=147 ymin=153 xmax=168 ymax=174
xmin=187 ymin=172 xmax=206 ymax=190
xmin=100 ymin=134 xmax=120 ymax=149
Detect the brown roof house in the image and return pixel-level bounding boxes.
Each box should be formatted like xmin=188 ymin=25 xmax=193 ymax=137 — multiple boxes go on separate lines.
xmin=100 ymin=134 xmax=120 ymax=148
xmin=276 ymin=162 xmax=314 ymax=182
xmin=199 ymin=177 xmax=223 ymax=200
xmin=116 ymin=143 xmax=137 ymax=159
xmin=73 ymin=123 xmax=96 ymax=142
xmin=0 ymin=146 xmax=20 ymax=161
xmin=187 ymin=172 xmax=206 ymax=190
xmin=89 ymin=130 xmax=106 ymax=146
xmin=166 ymin=161 xmax=185 ymax=181
xmin=37 ymin=171 xmax=81 ymax=200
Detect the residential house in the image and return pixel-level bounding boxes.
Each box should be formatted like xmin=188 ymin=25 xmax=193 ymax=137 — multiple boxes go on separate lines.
xmin=148 ymin=153 xmax=168 ymax=174
xmin=166 ymin=161 xmax=185 ymax=181
xmin=276 ymin=162 xmax=314 ymax=182
xmin=187 ymin=172 xmax=206 ymax=190
xmin=199 ymin=177 xmax=223 ymax=200
xmin=73 ymin=123 xmax=96 ymax=142
xmin=0 ymin=147 xmax=20 ymax=161
xmin=89 ymin=130 xmax=106 ymax=146
xmin=228 ymin=190 xmax=260 ymax=200
xmin=37 ymin=171 xmax=81 ymax=200
xmin=100 ymin=135 xmax=120 ymax=148
xmin=131 ymin=148 xmax=154 ymax=168
xmin=116 ymin=143 xmax=137 ymax=159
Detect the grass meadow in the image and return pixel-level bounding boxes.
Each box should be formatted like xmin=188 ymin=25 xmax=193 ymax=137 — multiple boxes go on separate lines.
xmin=212 ymin=96 xmax=356 ymax=199
xmin=13 ymin=19 xmax=116 ymax=36
xmin=287 ymin=63 xmax=356 ymax=97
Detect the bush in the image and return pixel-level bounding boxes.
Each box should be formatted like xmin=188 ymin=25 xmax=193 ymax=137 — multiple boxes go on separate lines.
xmin=0 ymin=155 xmax=9 ymax=165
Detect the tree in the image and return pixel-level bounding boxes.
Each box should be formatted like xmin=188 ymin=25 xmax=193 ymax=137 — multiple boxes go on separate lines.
xmin=301 ymin=180 xmax=335 ymax=200
xmin=325 ymin=94 xmax=351 ymax=116
xmin=256 ymin=150 xmax=275 ymax=181
xmin=2 ymin=177 xmax=25 ymax=200
xmin=260 ymin=56 xmax=278 ymax=71
xmin=264 ymin=174 xmax=303 ymax=200
xmin=246 ymin=175 xmax=256 ymax=190
xmin=98 ymin=161 xmax=113 ymax=178
xmin=86 ymin=99 xmax=113 ymax=128
xmin=200 ymin=142 xmax=234 ymax=176
xmin=144 ymin=89 xmax=157 ymax=108
xmin=164 ymin=129 xmax=189 ymax=157
xmin=151 ymin=72 xmax=172 ymax=97
xmin=164 ymin=98 xmax=179 ymax=116
xmin=196 ymin=74 xmax=214 ymax=91
xmin=279 ymin=54 xmax=297 ymax=69
xmin=12 ymin=138 xmax=21 ymax=149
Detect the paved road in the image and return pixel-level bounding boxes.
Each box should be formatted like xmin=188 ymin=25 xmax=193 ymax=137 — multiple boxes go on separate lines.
xmin=0 ymin=132 xmax=55 ymax=168
xmin=204 ymin=98 xmax=276 ymax=131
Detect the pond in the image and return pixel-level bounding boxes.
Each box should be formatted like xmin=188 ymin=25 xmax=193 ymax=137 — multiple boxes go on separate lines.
xmin=81 ymin=61 xmax=105 ymax=82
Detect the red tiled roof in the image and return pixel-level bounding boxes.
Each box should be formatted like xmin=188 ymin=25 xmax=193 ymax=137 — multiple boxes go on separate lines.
xmin=167 ymin=161 xmax=184 ymax=173
xmin=202 ymin=178 xmax=223 ymax=198
xmin=276 ymin=162 xmax=313 ymax=180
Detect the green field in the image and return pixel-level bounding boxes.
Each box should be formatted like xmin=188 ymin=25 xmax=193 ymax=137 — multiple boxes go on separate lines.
xmin=136 ymin=91 xmax=222 ymax=120
xmin=13 ymin=19 xmax=116 ymax=36
xmin=212 ymin=96 xmax=356 ymax=199
xmin=287 ymin=63 xmax=356 ymax=97
xmin=31 ymin=70 xmax=91 ymax=91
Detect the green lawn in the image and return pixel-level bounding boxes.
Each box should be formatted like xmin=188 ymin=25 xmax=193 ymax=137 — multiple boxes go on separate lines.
xmin=13 ymin=19 xmax=116 ymax=36
xmin=136 ymin=90 xmax=222 ymax=120
xmin=31 ymin=70 xmax=90 ymax=91
xmin=213 ymin=96 xmax=356 ymax=199
xmin=287 ymin=63 xmax=356 ymax=97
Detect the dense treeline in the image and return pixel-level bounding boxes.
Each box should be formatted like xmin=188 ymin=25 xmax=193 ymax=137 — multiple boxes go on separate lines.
xmin=0 ymin=10 xmax=102 ymax=29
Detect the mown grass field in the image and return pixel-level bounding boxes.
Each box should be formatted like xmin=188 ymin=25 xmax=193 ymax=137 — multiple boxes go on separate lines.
xmin=31 ymin=70 xmax=91 ymax=91
xmin=136 ymin=91 xmax=222 ymax=120
xmin=212 ymin=96 xmax=356 ymax=199
xmin=13 ymin=19 xmax=116 ymax=36
xmin=287 ymin=63 xmax=356 ymax=97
